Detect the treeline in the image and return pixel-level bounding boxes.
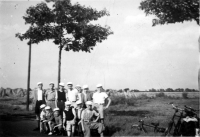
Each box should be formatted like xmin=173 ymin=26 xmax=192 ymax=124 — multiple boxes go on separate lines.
xmin=109 ymin=88 xmax=199 ymax=93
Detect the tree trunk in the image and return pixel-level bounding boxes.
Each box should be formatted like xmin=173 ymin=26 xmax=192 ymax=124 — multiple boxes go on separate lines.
xmin=198 ymin=36 xmax=200 ymax=91
xmin=58 ymin=45 xmax=62 ymax=89
xmin=27 ymin=42 xmax=31 ymax=111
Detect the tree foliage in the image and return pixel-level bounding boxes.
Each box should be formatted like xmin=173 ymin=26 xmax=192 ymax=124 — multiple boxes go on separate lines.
xmin=139 ymin=0 xmax=199 ymax=26
xmin=16 ymin=0 xmax=113 ymax=52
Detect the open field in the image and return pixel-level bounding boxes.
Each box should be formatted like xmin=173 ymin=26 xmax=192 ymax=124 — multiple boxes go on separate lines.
xmin=0 ymin=96 xmax=199 ymax=136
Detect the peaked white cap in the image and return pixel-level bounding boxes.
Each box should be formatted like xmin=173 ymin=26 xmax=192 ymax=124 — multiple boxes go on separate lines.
xmin=96 ymin=84 xmax=102 ymax=88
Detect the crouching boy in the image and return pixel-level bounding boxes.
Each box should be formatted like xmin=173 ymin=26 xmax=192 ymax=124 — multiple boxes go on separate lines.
xmin=81 ymin=101 xmax=104 ymax=137
xmin=53 ymin=108 xmax=62 ymax=135
xmin=63 ymin=101 xmax=76 ymax=137
xmin=40 ymin=104 xmax=46 ymax=133
xmin=40 ymin=106 xmax=54 ymax=135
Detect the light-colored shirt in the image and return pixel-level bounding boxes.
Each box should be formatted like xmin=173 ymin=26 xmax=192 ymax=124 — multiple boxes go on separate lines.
xmin=92 ymin=92 xmax=108 ymax=104
xmin=81 ymin=109 xmax=99 ymax=121
xmin=46 ymin=89 xmax=56 ymax=101
xmin=40 ymin=110 xmax=46 ymax=120
xmin=67 ymin=88 xmax=78 ymax=102
xmin=77 ymin=93 xmax=84 ymax=103
xmin=38 ymin=89 xmax=43 ymax=101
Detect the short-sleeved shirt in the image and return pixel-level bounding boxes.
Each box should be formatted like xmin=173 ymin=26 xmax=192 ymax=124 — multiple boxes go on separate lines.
xmin=40 ymin=110 xmax=46 ymax=120
xmin=54 ymin=115 xmax=62 ymax=125
xmin=92 ymin=92 xmax=108 ymax=104
xmin=46 ymin=89 xmax=56 ymax=101
xmin=67 ymin=89 xmax=78 ymax=102
xmin=81 ymin=109 xmax=99 ymax=121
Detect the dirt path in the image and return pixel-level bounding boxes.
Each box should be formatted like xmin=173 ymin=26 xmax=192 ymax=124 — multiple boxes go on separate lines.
xmin=0 ymin=115 xmax=53 ymax=137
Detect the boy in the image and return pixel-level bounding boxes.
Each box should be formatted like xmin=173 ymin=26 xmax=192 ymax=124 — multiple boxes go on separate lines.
xmin=41 ymin=106 xmax=54 ymax=135
xmin=39 ymin=104 xmax=46 ymax=133
xmin=92 ymin=84 xmax=111 ymax=124
xmin=53 ymin=108 xmax=62 ymax=135
xmin=75 ymin=100 xmax=84 ymax=136
xmin=81 ymin=101 xmax=104 ymax=137
xmin=63 ymin=101 xmax=76 ymax=137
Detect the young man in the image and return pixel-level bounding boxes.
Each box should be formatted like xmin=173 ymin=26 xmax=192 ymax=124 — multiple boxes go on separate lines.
xmin=33 ymin=82 xmax=46 ymax=131
xmin=40 ymin=106 xmax=54 ymax=135
xmin=56 ymin=82 xmax=66 ymax=116
xmin=81 ymin=101 xmax=104 ymax=137
xmin=52 ymin=108 xmax=62 ymax=135
xmin=82 ymin=85 xmax=93 ymax=108
xmin=92 ymin=84 xmax=111 ymax=124
xmin=66 ymin=82 xmax=79 ymax=108
xmin=75 ymin=100 xmax=84 ymax=136
xmin=45 ymin=82 xmax=56 ymax=110
xmin=63 ymin=101 xmax=76 ymax=137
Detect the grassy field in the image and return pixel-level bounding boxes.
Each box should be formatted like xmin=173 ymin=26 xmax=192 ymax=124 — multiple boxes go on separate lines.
xmin=0 ymin=96 xmax=199 ymax=136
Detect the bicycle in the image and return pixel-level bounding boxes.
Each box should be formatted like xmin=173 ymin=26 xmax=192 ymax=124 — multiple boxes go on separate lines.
xmin=132 ymin=103 xmax=199 ymax=136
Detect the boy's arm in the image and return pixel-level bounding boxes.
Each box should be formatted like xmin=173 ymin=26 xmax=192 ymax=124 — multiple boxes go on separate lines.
xmin=105 ymin=97 xmax=111 ymax=109
xmin=63 ymin=111 xmax=66 ymax=126
xmin=93 ymin=110 xmax=100 ymax=122
xmin=55 ymin=90 xmax=58 ymax=108
xmin=81 ymin=111 xmax=85 ymax=131
xmin=72 ymin=108 xmax=77 ymax=121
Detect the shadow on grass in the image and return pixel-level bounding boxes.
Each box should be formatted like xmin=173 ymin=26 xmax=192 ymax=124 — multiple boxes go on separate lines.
xmin=104 ymin=125 xmax=121 ymax=137
xmin=0 ymin=113 xmax=35 ymax=121
xmin=108 ymin=110 xmax=150 ymax=117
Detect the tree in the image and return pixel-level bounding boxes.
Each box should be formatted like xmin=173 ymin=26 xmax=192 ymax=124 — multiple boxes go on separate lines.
xmin=139 ymin=0 xmax=199 ymax=91
xmin=139 ymin=0 xmax=199 ymax=26
xmin=16 ymin=0 xmax=113 ymax=89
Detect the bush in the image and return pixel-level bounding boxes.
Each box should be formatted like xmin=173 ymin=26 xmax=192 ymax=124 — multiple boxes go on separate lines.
xmin=182 ymin=92 xmax=188 ymax=99
xmin=110 ymin=95 xmax=136 ymax=106
xmin=155 ymin=92 xmax=165 ymax=97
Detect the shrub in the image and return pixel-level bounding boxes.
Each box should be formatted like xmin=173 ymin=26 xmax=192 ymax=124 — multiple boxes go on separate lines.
xmin=182 ymin=92 xmax=188 ymax=99
xmin=110 ymin=95 xmax=136 ymax=106
xmin=155 ymin=92 xmax=165 ymax=97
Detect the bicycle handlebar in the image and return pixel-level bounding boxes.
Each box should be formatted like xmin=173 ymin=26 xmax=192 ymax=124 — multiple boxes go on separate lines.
xmin=184 ymin=105 xmax=199 ymax=112
xmin=171 ymin=104 xmax=199 ymax=116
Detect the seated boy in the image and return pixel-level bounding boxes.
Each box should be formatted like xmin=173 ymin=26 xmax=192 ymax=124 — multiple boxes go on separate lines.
xmin=40 ymin=106 xmax=54 ymax=135
xmin=39 ymin=104 xmax=46 ymax=133
xmin=52 ymin=108 xmax=62 ymax=135
xmin=81 ymin=101 xmax=104 ymax=137
xmin=63 ymin=101 xmax=76 ymax=137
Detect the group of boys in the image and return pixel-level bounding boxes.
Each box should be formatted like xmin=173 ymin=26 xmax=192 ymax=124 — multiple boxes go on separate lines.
xmin=33 ymin=81 xmax=111 ymax=137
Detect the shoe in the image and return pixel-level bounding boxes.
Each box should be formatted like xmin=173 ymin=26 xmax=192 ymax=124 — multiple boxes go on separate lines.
xmin=33 ymin=127 xmax=40 ymax=131
xmin=48 ymin=132 xmax=53 ymax=135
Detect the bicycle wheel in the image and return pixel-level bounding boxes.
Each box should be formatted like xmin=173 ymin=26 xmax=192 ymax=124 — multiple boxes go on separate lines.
xmin=164 ymin=121 xmax=174 ymax=136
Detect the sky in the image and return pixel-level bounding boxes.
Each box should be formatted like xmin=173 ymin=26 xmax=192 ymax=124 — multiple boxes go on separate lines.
xmin=0 ymin=0 xmax=199 ymax=90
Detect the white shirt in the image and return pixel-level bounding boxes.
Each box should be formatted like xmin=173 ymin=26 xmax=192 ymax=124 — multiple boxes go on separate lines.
xmin=38 ymin=89 xmax=43 ymax=100
xmin=67 ymin=88 xmax=78 ymax=102
xmin=92 ymin=92 xmax=108 ymax=104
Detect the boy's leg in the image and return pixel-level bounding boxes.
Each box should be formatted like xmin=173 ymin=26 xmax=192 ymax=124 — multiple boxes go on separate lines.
xmin=90 ymin=122 xmax=104 ymax=137
xmin=83 ymin=122 xmax=91 ymax=137
xmin=66 ymin=121 xmax=71 ymax=137
xmin=98 ymin=105 xmax=105 ymax=124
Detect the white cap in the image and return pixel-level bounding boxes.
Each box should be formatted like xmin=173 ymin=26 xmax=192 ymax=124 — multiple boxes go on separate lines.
xmin=86 ymin=101 xmax=93 ymax=105
xmin=45 ymin=106 xmax=51 ymax=110
xmin=59 ymin=82 xmax=65 ymax=87
xmin=76 ymin=100 xmax=82 ymax=105
xmin=53 ymin=108 xmax=60 ymax=111
xmin=67 ymin=82 xmax=73 ymax=85
xmin=83 ymin=85 xmax=89 ymax=89
xmin=49 ymin=82 xmax=54 ymax=85
xmin=40 ymin=104 xmax=46 ymax=109
xmin=65 ymin=101 xmax=71 ymax=105
xmin=76 ymin=85 xmax=81 ymax=87
xmin=96 ymin=84 xmax=102 ymax=88
xmin=37 ymin=82 xmax=43 ymax=85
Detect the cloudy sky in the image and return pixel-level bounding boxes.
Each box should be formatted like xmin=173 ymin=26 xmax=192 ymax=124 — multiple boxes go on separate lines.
xmin=0 ymin=0 xmax=199 ymax=90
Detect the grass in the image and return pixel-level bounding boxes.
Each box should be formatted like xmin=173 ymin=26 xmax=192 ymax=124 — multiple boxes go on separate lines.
xmin=0 ymin=95 xmax=199 ymax=136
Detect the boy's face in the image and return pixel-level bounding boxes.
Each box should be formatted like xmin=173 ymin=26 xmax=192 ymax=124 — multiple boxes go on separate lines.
xmin=54 ymin=111 xmax=59 ymax=116
xmin=97 ymin=87 xmax=101 ymax=92
xmin=38 ymin=84 xmax=43 ymax=89
xmin=49 ymin=84 xmax=54 ymax=89
xmin=67 ymin=84 xmax=73 ymax=90
xmin=46 ymin=109 xmax=50 ymax=113
xmin=65 ymin=105 xmax=70 ymax=109
xmin=87 ymin=104 xmax=92 ymax=110
xmin=77 ymin=104 xmax=82 ymax=108
xmin=59 ymin=86 xmax=64 ymax=90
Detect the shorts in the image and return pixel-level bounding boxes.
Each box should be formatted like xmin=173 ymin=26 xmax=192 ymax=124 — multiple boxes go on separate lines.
xmin=93 ymin=103 xmax=104 ymax=119
xmin=66 ymin=119 xmax=75 ymax=131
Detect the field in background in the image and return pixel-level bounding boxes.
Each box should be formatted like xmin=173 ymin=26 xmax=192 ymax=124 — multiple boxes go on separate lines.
xmin=0 ymin=95 xmax=199 ymax=136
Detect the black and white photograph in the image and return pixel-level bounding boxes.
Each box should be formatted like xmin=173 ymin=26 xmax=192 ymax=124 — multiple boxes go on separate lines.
xmin=0 ymin=0 xmax=199 ymax=136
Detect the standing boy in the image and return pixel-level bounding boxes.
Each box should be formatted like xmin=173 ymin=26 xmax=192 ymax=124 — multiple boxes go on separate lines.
xmin=56 ymin=82 xmax=66 ymax=116
xmin=45 ymin=82 xmax=56 ymax=110
xmin=33 ymin=82 xmax=46 ymax=131
xmin=66 ymin=82 xmax=79 ymax=108
xmin=82 ymin=85 xmax=93 ymax=108
xmin=92 ymin=84 xmax=111 ymax=124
